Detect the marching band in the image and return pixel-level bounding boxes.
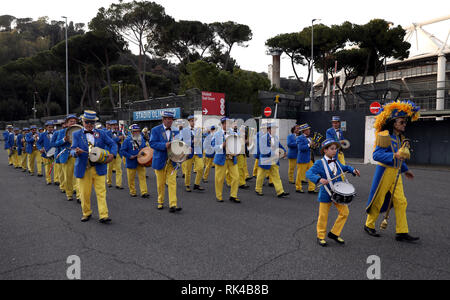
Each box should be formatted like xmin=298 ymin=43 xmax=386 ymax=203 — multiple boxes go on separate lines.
xmin=2 ymin=100 xmax=421 ymax=246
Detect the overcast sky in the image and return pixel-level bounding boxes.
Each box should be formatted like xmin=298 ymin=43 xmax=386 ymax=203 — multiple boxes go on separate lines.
xmin=4 ymin=0 xmax=450 ymax=80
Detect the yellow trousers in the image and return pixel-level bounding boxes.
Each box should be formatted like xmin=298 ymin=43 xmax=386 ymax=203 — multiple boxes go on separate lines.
xmin=63 ymin=157 xmax=76 ymax=200
xmin=296 ymin=162 xmax=315 ymax=192
xmin=154 ymin=162 xmax=178 ymax=208
xmin=7 ymin=149 xmax=13 ymax=165
xmin=288 ymin=159 xmax=297 ymax=183
xmin=202 ymin=157 xmax=214 ymax=181
xmin=28 ymin=150 xmax=42 ymax=175
xmin=215 ymin=160 xmax=239 ymax=200
xmin=107 ymin=155 xmax=123 ymax=188
xmin=252 ymin=159 xmax=259 ymax=177
xmin=42 ymin=158 xmax=53 ymax=184
xmin=21 ymin=153 xmax=28 ymax=170
xmin=37 ymin=154 xmax=43 ymax=173
xmin=127 ymin=166 xmax=148 ymax=196
xmin=183 ymin=155 xmax=204 ymax=186
xmin=255 ymin=165 xmax=285 ymax=196
xmin=317 ymin=202 xmax=349 ymax=239
xmin=237 ymin=154 xmax=248 ymax=186
xmin=243 ymin=156 xmax=250 ymax=180
xmin=78 ymin=166 xmax=108 ymax=219
xmin=365 ymin=168 xmax=409 ymax=234
xmin=11 ymin=151 xmax=20 ymax=168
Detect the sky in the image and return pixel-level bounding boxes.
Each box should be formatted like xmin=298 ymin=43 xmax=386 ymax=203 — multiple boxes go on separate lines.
xmin=3 ymin=0 xmax=450 ymax=81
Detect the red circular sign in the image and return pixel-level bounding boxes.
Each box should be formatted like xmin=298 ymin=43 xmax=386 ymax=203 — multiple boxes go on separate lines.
xmin=264 ymin=107 xmax=272 ymax=117
xmin=370 ymin=102 xmax=382 ymax=115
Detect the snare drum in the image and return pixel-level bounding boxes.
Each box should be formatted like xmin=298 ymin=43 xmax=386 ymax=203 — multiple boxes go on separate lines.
xmin=89 ymin=147 xmax=110 ymax=164
xmin=331 ymin=181 xmax=356 ymax=205
xmin=46 ymin=147 xmax=57 ymax=159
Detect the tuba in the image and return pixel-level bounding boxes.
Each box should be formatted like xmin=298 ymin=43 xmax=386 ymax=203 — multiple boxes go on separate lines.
xmin=340 ymin=139 xmax=351 ymax=150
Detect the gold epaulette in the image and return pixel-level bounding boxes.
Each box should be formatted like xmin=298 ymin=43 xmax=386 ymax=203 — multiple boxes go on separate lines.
xmin=375 ymin=130 xmax=391 ymax=148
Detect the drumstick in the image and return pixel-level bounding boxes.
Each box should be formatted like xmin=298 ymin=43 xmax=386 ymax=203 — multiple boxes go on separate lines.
xmin=317 ymin=171 xmax=349 ymax=188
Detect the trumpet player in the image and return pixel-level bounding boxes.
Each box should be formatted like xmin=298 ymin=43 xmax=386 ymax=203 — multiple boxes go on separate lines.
xmin=25 ymin=125 xmax=42 ymax=177
xmin=202 ymin=126 xmax=216 ymax=183
xmin=326 ymin=116 xmax=347 ymax=165
xmin=295 ymin=124 xmax=316 ymax=194
xmin=365 ymin=101 xmax=419 ymax=242
xmin=20 ymin=128 xmax=29 ymax=172
xmin=8 ymin=127 xmax=21 ymax=168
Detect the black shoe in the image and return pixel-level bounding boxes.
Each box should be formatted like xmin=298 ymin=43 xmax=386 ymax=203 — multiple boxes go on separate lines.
xmin=77 ymin=199 xmax=81 ymax=204
xmin=141 ymin=194 xmax=150 ymax=199
xmin=81 ymin=215 xmax=91 ymax=222
xmin=245 ymin=177 xmax=253 ymax=182
xmin=37 ymin=174 xmax=43 ymax=177
xmin=185 ymin=186 xmax=192 ymax=192
xmin=67 ymin=197 xmax=73 ymax=201
xmin=108 ymin=184 xmax=113 ymax=188
xmin=99 ymin=218 xmax=112 ymax=224
xmin=395 ymin=233 xmax=420 ymax=243
xmin=364 ymin=226 xmax=381 ymax=237
xmin=289 ymin=181 xmax=295 ymax=184
xmin=217 ymin=199 xmax=224 ymax=203
xmin=328 ymin=232 xmax=345 ymax=244
xmin=277 ymin=192 xmax=290 ymax=198
xmin=255 ymin=191 xmax=264 ymax=196
xmin=130 ymin=194 xmax=137 ymax=198
xmin=308 ymin=190 xmax=318 ymax=194
xmin=182 ymin=174 xmax=185 ymax=178
xmin=268 ymin=183 xmax=274 ymax=187
xmin=169 ymin=207 xmax=182 ymax=213
xmin=239 ymin=185 xmax=250 ymax=189
xmin=112 ymin=170 xmax=116 ymax=173
xmin=61 ymin=190 xmax=66 ymax=194
xmin=302 ymin=181 xmax=308 ymax=184
xmin=193 ymin=185 xmax=205 ymax=191
xmin=55 ymin=182 xmax=60 ymax=186
xmin=317 ymin=238 xmax=328 ymax=247
xmin=116 ymin=186 xmax=124 ymax=190
xmin=229 ymin=197 xmax=241 ymax=203
xmin=46 ymin=182 xmax=52 ymax=185
xmin=296 ymin=190 xmax=304 ymax=194
xmin=157 ymin=205 xmax=164 ymax=210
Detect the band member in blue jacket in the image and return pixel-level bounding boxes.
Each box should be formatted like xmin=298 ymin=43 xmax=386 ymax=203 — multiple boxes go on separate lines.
xmin=306 ymin=139 xmax=360 ymax=247
xmin=106 ymin=120 xmax=124 ymax=190
xmin=120 ymin=124 xmax=149 ymax=198
xmin=149 ymin=111 xmax=182 ymax=213
xmin=8 ymin=127 xmax=21 ymax=168
xmin=213 ymin=117 xmax=240 ymax=203
xmin=295 ymin=123 xmax=316 ymax=193
xmin=71 ymin=110 xmax=117 ymax=224
xmin=19 ymin=128 xmax=29 ymax=171
xmin=326 ymin=116 xmax=347 ymax=164
xmin=287 ymin=125 xmax=299 ymax=184
xmin=36 ymin=121 xmax=55 ymax=185
xmin=180 ymin=115 xmax=204 ymax=192
xmin=4 ymin=125 xmax=13 ymax=166
xmin=202 ymin=125 xmax=216 ymax=183
xmin=255 ymin=123 xmax=289 ymax=198
xmin=25 ymin=125 xmax=42 ymax=176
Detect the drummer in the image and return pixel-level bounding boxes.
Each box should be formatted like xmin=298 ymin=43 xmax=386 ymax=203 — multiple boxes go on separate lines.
xmin=120 ymin=124 xmax=149 ymax=198
xmin=149 ymin=110 xmax=182 ymax=213
xmin=306 ymin=138 xmax=360 ymax=247
xmin=213 ymin=117 xmax=240 ymax=203
xmin=71 ymin=110 xmax=117 ymax=223
xmin=55 ymin=115 xmax=80 ymax=201
xmin=181 ymin=115 xmax=205 ymax=192
xmin=255 ymin=122 xmax=289 ymax=198
xmin=36 ymin=121 xmax=55 ymax=185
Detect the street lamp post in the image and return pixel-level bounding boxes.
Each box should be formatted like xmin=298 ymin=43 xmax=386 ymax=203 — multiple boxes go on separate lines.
xmin=118 ymin=80 xmax=123 ymax=109
xmin=311 ymin=19 xmax=321 ymax=107
xmin=62 ymin=16 xmax=69 ymax=115
xmin=32 ymin=92 xmax=38 ymax=119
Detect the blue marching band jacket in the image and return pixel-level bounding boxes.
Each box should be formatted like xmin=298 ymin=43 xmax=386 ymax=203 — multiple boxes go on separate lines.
xmin=120 ymin=134 xmax=147 ymax=169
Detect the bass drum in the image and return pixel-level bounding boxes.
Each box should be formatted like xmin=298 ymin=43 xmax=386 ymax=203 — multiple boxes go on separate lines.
xmin=66 ymin=124 xmax=83 ymax=145
xmin=137 ymin=147 xmax=153 ymax=167
xmin=168 ymin=140 xmax=191 ymax=163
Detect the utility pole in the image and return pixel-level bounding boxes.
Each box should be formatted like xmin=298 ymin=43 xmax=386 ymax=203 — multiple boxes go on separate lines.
xmin=62 ymin=16 xmax=69 ymax=115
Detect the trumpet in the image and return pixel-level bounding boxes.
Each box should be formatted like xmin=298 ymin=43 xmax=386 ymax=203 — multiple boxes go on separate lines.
xmin=33 ymin=133 xmax=39 ymax=150
xmin=310 ymin=132 xmax=324 ymax=149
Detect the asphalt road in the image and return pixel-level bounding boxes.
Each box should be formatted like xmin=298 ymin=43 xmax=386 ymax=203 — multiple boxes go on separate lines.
xmin=0 ymin=147 xmax=449 ymax=280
